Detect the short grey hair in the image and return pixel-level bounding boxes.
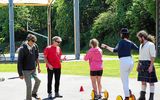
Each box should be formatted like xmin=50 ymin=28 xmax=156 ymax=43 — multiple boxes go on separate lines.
xmin=52 ymin=36 xmax=62 ymax=42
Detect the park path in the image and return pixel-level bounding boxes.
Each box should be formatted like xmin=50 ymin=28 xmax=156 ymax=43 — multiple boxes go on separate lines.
xmin=0 ymin=72 xmax=160 ymax=100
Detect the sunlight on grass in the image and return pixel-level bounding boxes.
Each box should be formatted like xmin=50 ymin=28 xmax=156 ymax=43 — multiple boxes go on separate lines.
xmin=0 ymin=54 xmax=159 ymax=79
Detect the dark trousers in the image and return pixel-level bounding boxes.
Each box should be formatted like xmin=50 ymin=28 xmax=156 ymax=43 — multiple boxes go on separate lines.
xmin=47 ymin=68 xmax=61 ymax=94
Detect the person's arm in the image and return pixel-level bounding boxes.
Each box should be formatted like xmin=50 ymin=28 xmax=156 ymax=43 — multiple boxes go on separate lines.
xmin=17 ymin=48 xmax=24 ymax=79
xmin=36 ymin=59 xmax=41 ymax=73
xmin=101 ymin=43 xmax=114 ymax=52
xmin=44 ymin=48 xmax=53 ymax=70
xmin=148 ymin=57 xmax=155 ymax=73
xmin=44 ymin=56 xmax=54 ymax=70
xmin=59 ymin=48 xmax=66 ymax=62
xmin=131 ymin=42 xmax=139 ymax=51
xmin=136 ymin=45 xmax=141 ymax=72
xmin=148 ymin=44 xmax=156 ymax=73
xmin=35 ymin=44 xmax=41 ymax=73
xmin=136 ymin=61 xmax=140 ymax=72
xmin=84 ymin=50 xmax=91 ymax=61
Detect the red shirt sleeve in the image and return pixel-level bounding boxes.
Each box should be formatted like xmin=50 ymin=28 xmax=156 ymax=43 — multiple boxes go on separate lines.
xmin=44 ymin=47 xmax=48 ymax=58
xmin=60 ymin=48 xmax=62 ymax=56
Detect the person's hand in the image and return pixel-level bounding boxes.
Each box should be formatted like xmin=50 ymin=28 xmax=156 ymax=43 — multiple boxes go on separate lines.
xmin=38 ymin=68 xmax=41 ymax=73
xmin=63 ymin=56 xmax=67 ymax=61
xmin=49 ymin=67 xmax=53 ymax=70
xmin=48 ymin=64 xmax=53 ymax=70
xmin=136 ymin=63 xmax=140 ymax=72
xmin=19 ymin=76 xmax=24 ymax=80
xmin=61 ymin=56 xmax=68 ymax=62
xmin=148 ymin=65 xmax=153 ymax=73
xmin=101 ymin=44 xmax=108 ymax=49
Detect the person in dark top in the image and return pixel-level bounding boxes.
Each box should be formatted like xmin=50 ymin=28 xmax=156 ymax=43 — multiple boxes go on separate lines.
xmin=101 ymin=28 xmax=139 ymax=100
xmin=17 ymin=34 xmax=41 ymax=100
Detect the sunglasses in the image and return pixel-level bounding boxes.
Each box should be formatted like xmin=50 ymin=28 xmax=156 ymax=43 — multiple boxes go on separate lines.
xmin=31 ymin=40 xmax=36 ymax=43
xmin=55 ymin=41 xmax=61 ymax=44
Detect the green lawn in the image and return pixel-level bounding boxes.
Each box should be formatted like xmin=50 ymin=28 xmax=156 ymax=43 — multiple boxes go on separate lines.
xmin=0 ymin=55 xmax=159 ymax=79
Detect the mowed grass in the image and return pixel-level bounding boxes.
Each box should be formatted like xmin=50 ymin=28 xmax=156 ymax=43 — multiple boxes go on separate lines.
xmin=0 ymin=55 xmax=159 ymax=79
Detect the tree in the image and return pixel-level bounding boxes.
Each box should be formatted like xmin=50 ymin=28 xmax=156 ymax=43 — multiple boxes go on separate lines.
xmin=91 ymin=11 xmax=119 ymax=46
xmin=144 ymin=0 xmax=156 ymax=20
xmin=0 ymin=0 xmax=156 ymax=52
xmin=126 ymin=0 xmax=155 ymax=44
xmin=55 ymin=0 xmax=74 ymax=51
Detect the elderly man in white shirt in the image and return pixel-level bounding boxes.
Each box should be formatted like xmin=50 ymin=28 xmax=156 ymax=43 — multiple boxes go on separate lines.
xmin=137 ymin=30 xmax=158 ymax=100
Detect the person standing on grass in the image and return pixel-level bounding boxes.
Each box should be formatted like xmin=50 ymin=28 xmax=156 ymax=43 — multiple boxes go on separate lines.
xmin=136 ymin=30 xmax=158 ymax=100
xmin=101 ymin=28 xmax=139 ymax=100
xmin=44 ymin=36 xmax=66 ymax=99
xmin=84 ymin=38 xmax=103 ymax=99
xmin=17 ymin=34 xmax=41 ymax=100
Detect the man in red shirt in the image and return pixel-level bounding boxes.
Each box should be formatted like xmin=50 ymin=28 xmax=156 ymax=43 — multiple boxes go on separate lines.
xmin=44 ymin=36 xmax=63 ymax=99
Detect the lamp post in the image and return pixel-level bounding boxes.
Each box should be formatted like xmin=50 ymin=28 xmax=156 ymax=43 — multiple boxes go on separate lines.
xmin=74 ymin=0 xmax=80 ymax=60
xmin=156 ymin=0 xmax=160 ymax=57
xmin=9 ymin=0 xmax=15 ymax=61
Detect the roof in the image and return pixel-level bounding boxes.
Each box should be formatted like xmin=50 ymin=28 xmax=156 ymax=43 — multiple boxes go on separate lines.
xmin=0 ymin=0 xmax=53 ymax=6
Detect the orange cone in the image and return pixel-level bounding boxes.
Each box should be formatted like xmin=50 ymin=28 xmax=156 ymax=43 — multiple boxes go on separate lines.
xmin=80 ymin=86 xmax=84 ymax=92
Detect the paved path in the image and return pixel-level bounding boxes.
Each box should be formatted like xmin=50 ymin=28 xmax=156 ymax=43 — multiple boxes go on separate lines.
xmin=0 ymin=72 xmax=160 ymax=100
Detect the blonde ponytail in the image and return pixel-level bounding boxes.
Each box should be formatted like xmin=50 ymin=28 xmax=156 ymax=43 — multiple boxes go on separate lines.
xmin=147 ymin=35 xmax=155 ymax=43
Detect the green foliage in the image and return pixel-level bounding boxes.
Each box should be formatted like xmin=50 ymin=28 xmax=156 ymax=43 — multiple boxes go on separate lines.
xmin=80 ymin=0 xmax=109 ymax=49
xmin=91 ymin=11 xmax=115 ymax=37
xmin=0 ymin=6 xmax=9 ymax=42
xmin=55 ymin=0 xmax=74 ymax=51
xmin=115 ymin=0 xmax=132 ymax=26
xmin=0 ymin=0 xmax=157 ymax=53
xmin=90 ymin=11 xmax=119 ymax=46
xmin=143 ymin=0 xmax=156 ymax=20
xmin=55 ymin=0 xmax=73 ymax=37
xmin=14 ymin=7 xmax=29 ymax=31
xmin=27 ymin=6 xmax=48 ymax=51
xmin=126 ymin=0 xmax=155 ymax=44
xmin=90 ymin=0 xmax=156 ymax=47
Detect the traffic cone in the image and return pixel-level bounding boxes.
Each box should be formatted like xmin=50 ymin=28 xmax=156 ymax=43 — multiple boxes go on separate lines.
xmin=80 ymin=86 xmax=84 ymax=92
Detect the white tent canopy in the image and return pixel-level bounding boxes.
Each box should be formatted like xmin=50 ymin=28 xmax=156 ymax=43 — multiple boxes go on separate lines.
xmin=0 ymin=0 xmax=52 ymax=6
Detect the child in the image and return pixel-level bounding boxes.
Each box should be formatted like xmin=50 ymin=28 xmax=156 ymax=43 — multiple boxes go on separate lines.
xmin=84 ymin=38 xmax=103 ymax=99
